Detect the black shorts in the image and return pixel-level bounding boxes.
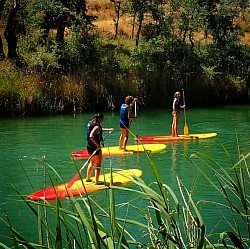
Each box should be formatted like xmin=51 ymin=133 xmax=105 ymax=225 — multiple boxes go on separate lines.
xmin=87 ymin=144 xmax=101 ymax=156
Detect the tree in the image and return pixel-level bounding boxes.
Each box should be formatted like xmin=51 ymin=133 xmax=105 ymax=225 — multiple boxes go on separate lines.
xmin=34 ymin=0 xmax=71 ymax=44
xmin=33 ymin=0 xmax=92 ymax=45
xmin=0 ymin=37 xmax=5 ymax=60
xmin=0 ymin=0 xmax=6 ymax=59
xmin=127 ymin=0 xmax=151 ymax=46
xmin=178 ymin=0 xmax=205 ymax=47
xmin=198 ymin=0 xmax=249 ymax=46
xmin=3 ymin=0 xmax=27 ymax=59
xmin=110 ymin=0 xmax=127 ymax=38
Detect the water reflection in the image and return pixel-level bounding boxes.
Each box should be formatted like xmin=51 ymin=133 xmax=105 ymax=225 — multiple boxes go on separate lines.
xmin=171 ymin=142 xmax=177 ymax=167
xmin=170 ymin=141 xmax=190 ymax=168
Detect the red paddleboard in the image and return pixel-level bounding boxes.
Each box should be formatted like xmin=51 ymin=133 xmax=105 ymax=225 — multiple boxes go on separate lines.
xmin=27 ymin=169 xmax=142 ymax=201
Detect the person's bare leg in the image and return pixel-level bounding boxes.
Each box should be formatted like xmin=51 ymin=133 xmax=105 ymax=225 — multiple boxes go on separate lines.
xmin=119 ymin=128 xmax=128 ymax=150
xmin=94 ymin=154 xmax=102 ymax=183
xmin=172 ymin=113 xmax=179 ymax=137
xmin=95 ymin=167 xmax=101 ymax=182
xmin=172 ymin=114 xmax=176 ymax=137
xmin=86 ymin=161 xmax=93 ymax=181
xmin=123 ymin=129 xmax=129 ymax=151
xmin=119 ymin=128 xmax=125 ymax=149
xmin=175 ymin=114 xmax=179 ymax=137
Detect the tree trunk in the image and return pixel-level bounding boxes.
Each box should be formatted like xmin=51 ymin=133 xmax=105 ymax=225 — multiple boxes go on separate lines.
xmin=56 ymin=17 xmax=67 ymax=42
xmin=4 ymin=6 xmax=18 ymax=59
xmin=131 ymin=14 xmax=136 ymax=39
xmin=135 ymin=12 xmax=143 ymax=47
xmin=0 ymin=36 xmax=5 ymax=60
xmin=114 ymin=1 xmax=121 ymax=38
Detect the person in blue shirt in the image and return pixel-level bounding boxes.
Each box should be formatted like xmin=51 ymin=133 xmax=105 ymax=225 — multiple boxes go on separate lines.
xmin=172 ymin=91 xmax=185 ymax=137
xmin=119 ymin=95 xmax=137 ymax=151
xmin=86 ymin=113 xmax=114 ymax=184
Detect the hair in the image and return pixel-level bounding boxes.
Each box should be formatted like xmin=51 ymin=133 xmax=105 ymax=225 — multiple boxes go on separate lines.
xmin=90 ymin=113 xmax=104 ymax=128
xmin=125 ymin=96 xmax=134 ymax=105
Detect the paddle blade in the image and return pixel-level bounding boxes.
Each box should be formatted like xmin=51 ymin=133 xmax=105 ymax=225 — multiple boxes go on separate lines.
xmin=67 ymin=173 xmax=80 ymax=189
xmin=184 ymin=125 xmax=189 ymax=135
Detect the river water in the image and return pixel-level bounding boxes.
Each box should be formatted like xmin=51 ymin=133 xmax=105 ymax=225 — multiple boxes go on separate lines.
xmin=0 ymin=105 xmax=249 ymax=246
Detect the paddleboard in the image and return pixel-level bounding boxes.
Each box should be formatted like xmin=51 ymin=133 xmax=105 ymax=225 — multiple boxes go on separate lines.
xmin=27 ymin=169 xmax=142 ymax=201
xmin=135 ymin=133 xmax=218 ymax=143
xmin=71 ymin=143 xmax=166 ymax=159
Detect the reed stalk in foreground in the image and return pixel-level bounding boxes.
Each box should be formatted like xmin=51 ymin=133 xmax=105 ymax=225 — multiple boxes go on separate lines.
xmin=0 ymin=145 xmax=249 ymax=248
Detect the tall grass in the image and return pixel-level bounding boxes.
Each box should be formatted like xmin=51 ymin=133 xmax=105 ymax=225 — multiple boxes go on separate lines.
xmin=0 ymin=61 xmax=89 ymax=116
xmin=0 ymin=144 xmax=249 ymax=248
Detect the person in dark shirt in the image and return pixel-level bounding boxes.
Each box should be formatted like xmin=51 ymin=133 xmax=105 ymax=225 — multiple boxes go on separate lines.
xmin=86 ymin=113 xmax=114 ymax=184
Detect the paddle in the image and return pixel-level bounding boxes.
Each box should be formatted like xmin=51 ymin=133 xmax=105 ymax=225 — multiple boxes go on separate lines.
xmin=182 ymin=89 xmax=189 ymax=135
xmin=67 ymin=130 xmax=113 ymax=188
xmin=134 ymin=100 xmax=138 ymax=140
xmin=134 ymin=100 xmax=140 ymax=160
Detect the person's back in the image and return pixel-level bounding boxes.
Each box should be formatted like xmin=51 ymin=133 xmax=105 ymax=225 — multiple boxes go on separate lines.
xmin=87 ymin=120 xmax=102 ymax=148
xmin=119 ymin=96 xmax=137 ymax=151
xmin=120 ymin=103 xmax=130 ymax=123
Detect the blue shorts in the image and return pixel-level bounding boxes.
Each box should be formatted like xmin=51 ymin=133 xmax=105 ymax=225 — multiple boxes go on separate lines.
xmin=120 ymin=120 xmax=130 ymax=129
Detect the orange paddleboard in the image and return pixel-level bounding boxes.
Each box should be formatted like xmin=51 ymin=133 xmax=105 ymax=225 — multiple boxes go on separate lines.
xmin=28 ymin=169 xmax=142 ymax=201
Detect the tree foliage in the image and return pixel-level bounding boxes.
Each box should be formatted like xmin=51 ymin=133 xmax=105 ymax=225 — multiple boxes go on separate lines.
xmin=0 ymin=0 xmax=249 ymax=115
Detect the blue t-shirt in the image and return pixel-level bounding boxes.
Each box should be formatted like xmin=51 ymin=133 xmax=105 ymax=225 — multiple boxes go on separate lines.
xmin=120 ymin=104 xmax=130 ymax=128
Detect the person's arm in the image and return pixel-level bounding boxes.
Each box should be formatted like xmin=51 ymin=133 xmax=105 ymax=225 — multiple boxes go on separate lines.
xmin=180 ymin=99 xmax=185 ymax=109
xmin=128 ymin=98 xmax=138 ymax=119
xmin=180 ymin=96 xmax=185 ymax=109
xmin=130 ymin=98 xmax=138 ymax=107
xmin=172 ymin=99 xmax=177 ymax=114
xmin=89 ymin=126 xmax=101 ymax=150
xmin=127 ymin=107 xmax=133 ymax=120
xmin=102 ymin=128 xmax=114 ymax=132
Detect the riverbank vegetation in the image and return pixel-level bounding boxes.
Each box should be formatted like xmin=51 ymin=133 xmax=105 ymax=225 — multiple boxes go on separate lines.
xmin=1 ymin=143 xmax=249 ymax=248
xmin=0 ymin=0 xmax=250 ymax=116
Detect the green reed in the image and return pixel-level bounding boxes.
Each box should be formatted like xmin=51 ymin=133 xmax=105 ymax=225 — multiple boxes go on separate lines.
xmin=0 ymin=140 xmax=249 ymax=248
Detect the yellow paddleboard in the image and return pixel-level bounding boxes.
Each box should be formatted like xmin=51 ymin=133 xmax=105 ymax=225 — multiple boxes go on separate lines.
xmin=71 ymin=143 xmax=166 ymax=158
xmin=28 ymin=169 xmax=142 ymax=200
xmin=136 ymin=133 xmax=218 ymax=142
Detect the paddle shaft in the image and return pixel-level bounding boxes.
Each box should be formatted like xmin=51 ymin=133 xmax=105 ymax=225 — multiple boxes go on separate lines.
xmin=134 ymin=100 xmax=138 ymax=138
xmin=182 ymin=89 xmax=187 ymax=125
xmin=67 ymin=130 xmax=113 ymax=188
xmin=182 ymin=89 xmax=189 ymax=135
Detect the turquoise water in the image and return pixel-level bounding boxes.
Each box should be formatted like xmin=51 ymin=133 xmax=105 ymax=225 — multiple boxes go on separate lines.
xmin=0 ymin=105 xmax=249 ymax=246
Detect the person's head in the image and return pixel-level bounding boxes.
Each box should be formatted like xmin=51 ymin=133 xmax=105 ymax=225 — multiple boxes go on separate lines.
xmin=93 ymin=113 xmax=104 ymax=123
xmin=125 ymin=96 xmax=134 ymax=105
xmin=174 ymin=92 xmax=181 ymax=98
